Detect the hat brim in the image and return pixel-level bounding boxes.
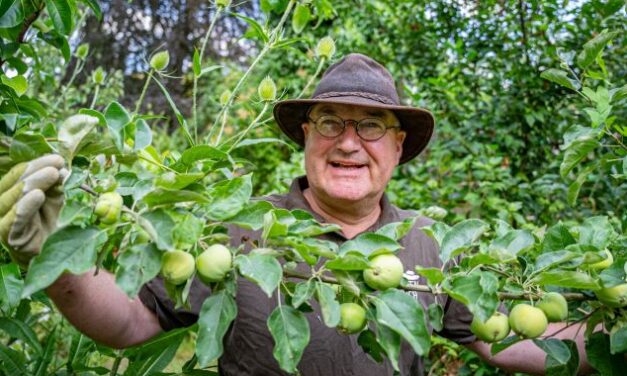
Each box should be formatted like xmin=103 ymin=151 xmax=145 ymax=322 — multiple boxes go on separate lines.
xmin=273 ymin=96 xmax=434 ymax=164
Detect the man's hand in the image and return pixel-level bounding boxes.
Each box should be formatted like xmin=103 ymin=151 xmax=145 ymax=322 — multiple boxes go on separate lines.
xmin=0 ymin=154 xmax=66 ymax=267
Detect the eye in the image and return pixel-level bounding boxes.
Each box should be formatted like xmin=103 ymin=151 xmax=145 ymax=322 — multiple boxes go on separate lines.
xmin=358 ymin=119 xmax=386 ymax=139
xmin=317 ymin=116 xmax=343 ymax=136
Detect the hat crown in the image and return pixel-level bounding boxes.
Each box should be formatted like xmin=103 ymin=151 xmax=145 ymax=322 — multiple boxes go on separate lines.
xmin=312 ymin=53 xmax=400 ymax=105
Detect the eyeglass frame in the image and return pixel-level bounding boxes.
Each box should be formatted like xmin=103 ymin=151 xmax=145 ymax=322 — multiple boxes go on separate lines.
xmin=305 ymin=107 xmax=402 ymax=141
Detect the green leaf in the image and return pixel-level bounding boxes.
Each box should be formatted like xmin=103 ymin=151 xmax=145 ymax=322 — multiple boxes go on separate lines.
xmin=262 ymin=209 xmax=295 ymax=240
xmin=0 ymin=0 xmax=23 ymax=28
xmin=292 ymin=280 xmax=315 ymax=308
xmin=227 ymin=200 xmax=274 ymax=231
xmin=196 ymin=291 xmax=238 ymax=367
xmin=376 ymin=217 xmax=417 ymax=241
xmin=134 ymin=118 xmax=152 ymax=150
xmin=193 ymin=48 xmax=201 ymax=77
xmin=22 ymin=226 xmax=107 ymax=297
xmin=325 ymin=252 xmax=369 ymax=270
xmin=535 ymin=251 xmax=580 ymax=271
xmin=415 ymin=266 xmax=444 ymax=285
xmin=577 ymin=30 xmax=619 ymax=69
xmin=267 ymin=305 xmax=310 ymax=373
xmin=9 ymin=133 xmax=52 ymax=162
xmin=443 ymin=271 xmax=499 ymax=322
xmin=58 ymin=114 xmax=99 ymax=160
xmin=610 ymin=326 xmax=627 ymax=354
xmin=533 ymin=271 xmax=600 ymax=290
xmin=79 ymin=0 xmax=102 ymax=20
xmin=428 ymin=303 xmax=444 ymax=332
xmin=291 ymin=4 xmax=311 ymax=33
xmin=115 ymin=243 xmax=162 ymax=298
xmin=534 ymin=339 xmax=579 ymax=376
xmin=540 ymin=68 xmax=579 ymax=91
xmin=338 ymin=233 xmax=401 ymax=258
xmin=315 ymin=282 xmax=340 ymax=327
xmin=235 ymin=253 xmax=282 ymax=297
xmin=45 ymin=0 xmax=73 ymax=35
xmin=155 ymin=172 xmax=205 ymax=190
xmin=33 ymin=327 xmax=56 ymax=376
xmin=560 ymin=138 xmax=598 ymax=177
xmin=205 ymin=174 xmax=253 ymax=221
xmin=0 ymin=345 xmax=27 ymax=374
xmin=357 ymin=330 xmax=385 ymax=363
xmin=488 ymin=229 xmax=534 ymax=260
xmin=439 ymin=219 xmax=488 ymax=263
xmin=231 ymin=12 xmax=269 ymax=43
xmin=490 ymin=335 xmax=523 ymax=355
xmin=567 ymin=166 xmax=592 ymax=206
xmin=179 ymin=145 xmax=228 ymax=167
xmin=374 ymin=289 xmax=430 ymax=357
xmin=375 ymin=323 xmax=401 ymax=371
xmin=542 ymin=223 xmax=576 ymax=253
xmin=139 ymin=210 xmax=175 ymax=251
xmin=579 ymin=216 xmax=615 ymax=251
xmin=104 ymin=101 xmax=130 ymax=151
xmin=585 ymin=332 xmax=623 ymax=374
xmin=0 ymin=317 xmax=42 ymax=354
xmin=0 ymin=75 xmax=27 ymax=96
xmin=124 ymin=326 xmax=187 ymax=375
xmin=0 ymin=263 xmax=22 ymax=313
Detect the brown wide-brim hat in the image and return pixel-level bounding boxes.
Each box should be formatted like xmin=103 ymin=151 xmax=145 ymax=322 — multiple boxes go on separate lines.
xmin=273 ymin=53 xmax=435 ymax=164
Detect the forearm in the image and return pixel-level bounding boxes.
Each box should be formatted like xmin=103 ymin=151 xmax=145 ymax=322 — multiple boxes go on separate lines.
xmin=467 ymin=322 xmax=597 ymax=375
xmin=46 ymin=269 xmax=162 ymax=349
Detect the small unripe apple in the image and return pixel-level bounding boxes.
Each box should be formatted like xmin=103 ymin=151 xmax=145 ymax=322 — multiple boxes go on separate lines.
xmin=509 ymin=304 xmax=548 ymax=339
xmin=537 ymin=292 xmax=568 ymax=322
xmin=470 ymin=312 xmax=510 ymax=343
xmin=337 ymin=303 xmax=367 ymax=334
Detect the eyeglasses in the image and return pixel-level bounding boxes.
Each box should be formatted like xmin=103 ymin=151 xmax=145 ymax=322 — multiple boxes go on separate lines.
xmin=307 ymin=114 xmax=401 ymax=141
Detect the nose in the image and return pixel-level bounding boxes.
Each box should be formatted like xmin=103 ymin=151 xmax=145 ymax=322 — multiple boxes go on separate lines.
xmin=336 ymin=120 xmax=361 ymax=152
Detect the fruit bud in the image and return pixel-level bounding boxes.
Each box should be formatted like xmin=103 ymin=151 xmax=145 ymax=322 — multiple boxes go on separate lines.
xmin=219 ymin=90 xmax=231 ymax=106
xmin=76 ymin=43 xmax=89 ymax=60
xmin=423 ymin=206 xmax=447 ymax=220
xmin=92 ymin=67 xmax=105 ymax=85
xmin=258 ymin=76 xmax=277 ymax=102
xmin=215 ymin=0 xmax=232 ymax=7
xmin=150 ymin=50 xmax=170 ymax=71
xmin=315 ymin=37 xmax=336 ymax=59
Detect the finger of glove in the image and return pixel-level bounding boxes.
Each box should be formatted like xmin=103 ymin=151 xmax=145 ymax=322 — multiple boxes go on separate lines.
xmin=21 ymin=154 xmax=64 ymax=179
xmin=8 ymin=189 xmax=46 ymax=249
xmin=0 ymin=182 xmax=23 ymax=217
xmin=0 ymin=162 xmax=27 ymax=194
xmin=22 ymin=166 xmax=60 ymax=193
xmin=0 ymin=205 xmax=17 ymax=243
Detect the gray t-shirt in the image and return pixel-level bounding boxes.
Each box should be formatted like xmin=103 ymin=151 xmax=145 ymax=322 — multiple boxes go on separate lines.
xmin=139 ymin=177 xmax=475 ymax=375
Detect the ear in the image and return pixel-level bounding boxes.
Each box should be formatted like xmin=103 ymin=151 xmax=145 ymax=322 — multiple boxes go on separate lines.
xmin=395 ymin=130 xmax=406 ymax=161
xmin=301 ymin=122 xmax=311 ymax=142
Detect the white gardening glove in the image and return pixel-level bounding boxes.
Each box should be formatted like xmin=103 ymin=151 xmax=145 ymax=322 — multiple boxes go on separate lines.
xmin=0 ymin=155 xmax=67 ymax=268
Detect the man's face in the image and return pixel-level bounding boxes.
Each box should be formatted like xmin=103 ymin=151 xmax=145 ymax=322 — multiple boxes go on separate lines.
xmin=302 ymin=103 xmax=406 ymax=205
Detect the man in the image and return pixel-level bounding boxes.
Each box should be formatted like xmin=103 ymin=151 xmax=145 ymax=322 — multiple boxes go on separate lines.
xmin=1 ymin=54 xmax=594 ymax=375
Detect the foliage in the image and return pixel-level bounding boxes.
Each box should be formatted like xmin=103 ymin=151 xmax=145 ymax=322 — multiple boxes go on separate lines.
xmin=0 ymin=0 xmax=626 ymax=375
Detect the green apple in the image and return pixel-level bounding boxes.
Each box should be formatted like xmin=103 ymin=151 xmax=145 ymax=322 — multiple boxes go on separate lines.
xmin=196 ymin=244 xmax=233 ymax=283
xmin=537 ymin=292 xmax=568 ymax=322
xmin=595 ymin=284 xmax=627 ymax=308
xmin=161 ymin=250 xmax=195 ymax=285
xmin=363 ymin=254 xmax=404 ymax=290
xmin=509 ymin=304 xmax=548 ymax=339
xmin=337 ymin=303 xmax=367 ymax=334
xmin=470 ymin=312 xmax=510 ymax=342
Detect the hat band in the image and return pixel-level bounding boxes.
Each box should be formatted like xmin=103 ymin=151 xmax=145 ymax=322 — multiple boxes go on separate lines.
xmin=313 ymin=91 xmax=396 ymax=105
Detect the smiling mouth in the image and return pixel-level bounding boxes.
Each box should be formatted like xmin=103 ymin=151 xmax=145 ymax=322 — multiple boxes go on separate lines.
xmin=329 ymin=161 xmax=367 ymax=169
